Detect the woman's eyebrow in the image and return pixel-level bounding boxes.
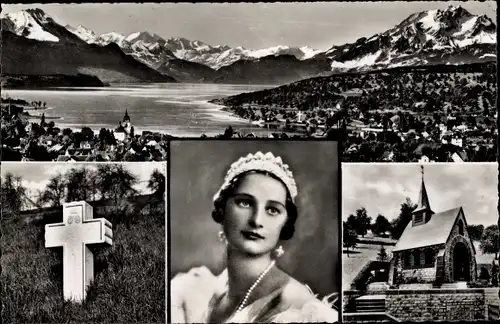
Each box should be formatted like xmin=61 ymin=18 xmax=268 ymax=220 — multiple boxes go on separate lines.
xmin=232 ymin=192 xmax=253 ymax=198
xmin=268 ymin=200 xmax=286 ymax=208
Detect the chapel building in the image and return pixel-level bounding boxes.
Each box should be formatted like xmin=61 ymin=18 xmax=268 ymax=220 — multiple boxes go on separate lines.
xmin=388 ymin=167 xmax=477 ymax=286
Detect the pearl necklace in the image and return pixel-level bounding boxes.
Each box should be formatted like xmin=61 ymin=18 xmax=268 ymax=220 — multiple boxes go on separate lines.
xmin=234 ymin=260 xmax=276 ymax=314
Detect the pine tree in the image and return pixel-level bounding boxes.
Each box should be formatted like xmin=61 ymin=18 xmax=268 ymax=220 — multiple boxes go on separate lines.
xmin=492 ymin=260 xmax=499 ymax=287
xmin=377 ymin=245 xmax=388 ymax=261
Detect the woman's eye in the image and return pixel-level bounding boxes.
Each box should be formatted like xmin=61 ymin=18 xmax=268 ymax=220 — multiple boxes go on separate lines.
xmin=267 ymin=207 xmax=280 ymax=215
xmin=236 ymin=199 xmax=251 ymax=207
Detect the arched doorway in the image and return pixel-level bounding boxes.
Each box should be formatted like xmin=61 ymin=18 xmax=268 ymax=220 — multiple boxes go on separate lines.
xmin=452 ymin=242 xmax=470 ymax=281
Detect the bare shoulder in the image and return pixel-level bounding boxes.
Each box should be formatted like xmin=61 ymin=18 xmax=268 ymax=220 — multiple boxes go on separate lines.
xmin=171 ymin=266 xmax=222 ymax=294
xmin=280 ymin=276 xmax=316 ymax=305
xmin=276 ymin=276 xmax=339 ymax=322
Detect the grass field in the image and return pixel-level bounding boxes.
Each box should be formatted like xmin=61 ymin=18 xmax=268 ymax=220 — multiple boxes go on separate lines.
xmin=1 ymin=201 xmax=165 ymax=324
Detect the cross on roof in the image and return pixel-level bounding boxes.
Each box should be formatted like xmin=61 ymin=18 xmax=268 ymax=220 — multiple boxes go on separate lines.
xmin=45 ymin=201 xmax=113 ymax=302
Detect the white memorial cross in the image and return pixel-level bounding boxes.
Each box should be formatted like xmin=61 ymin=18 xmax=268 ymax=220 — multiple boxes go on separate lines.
xmin=45 ymin=201 xmax=113 ymax=302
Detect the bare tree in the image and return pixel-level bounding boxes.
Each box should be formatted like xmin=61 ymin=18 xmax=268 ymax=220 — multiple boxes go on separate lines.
xmin=38 ymin=173 xmax=66 ymax=207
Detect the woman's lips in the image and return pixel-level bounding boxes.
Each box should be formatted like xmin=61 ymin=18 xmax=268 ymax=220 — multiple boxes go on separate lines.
xmin=241 ymin=231 xmax=264 ymax=240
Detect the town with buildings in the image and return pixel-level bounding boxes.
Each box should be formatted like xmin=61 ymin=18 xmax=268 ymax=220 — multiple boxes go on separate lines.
xmin=1 ymin=99 xmax=169 ymax=162
xmin=212 ymin=63 xmax=497 ymax=163
xmin=1 ymin=93 xmax=497 ymax=163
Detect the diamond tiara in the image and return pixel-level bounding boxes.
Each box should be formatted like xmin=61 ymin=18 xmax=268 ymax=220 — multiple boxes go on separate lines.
xmin=213 ymin=151 xmax=298 ymax=203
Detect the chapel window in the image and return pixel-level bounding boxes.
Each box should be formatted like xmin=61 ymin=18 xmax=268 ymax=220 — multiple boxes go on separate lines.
xmin=458 ymin=219 xmax=464 ymax=236
xmin=425 ymin=248 xmax=435 ymax=266
xmin=409 ymin=254 xmax=414 ymax=268
xmin=412 ymin=250 xmax=421 ymax=266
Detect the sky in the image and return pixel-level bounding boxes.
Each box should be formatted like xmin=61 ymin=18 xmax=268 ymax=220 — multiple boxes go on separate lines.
xmin=0 ymin=162 xmax=165 ymax=203
xmin=2 ymin=1 xmax=496 ymax=50
xmin=343 ymin=163 xmax=498 ymax=227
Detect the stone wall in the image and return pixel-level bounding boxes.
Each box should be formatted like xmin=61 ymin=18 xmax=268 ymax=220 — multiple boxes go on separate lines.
xmin=390 ymin=245 xmax=444 ymax=285
xmin=401 ymin=267 xmax=436 ymax=282
xmin=385 ymin=288 xmax=487 ymax=321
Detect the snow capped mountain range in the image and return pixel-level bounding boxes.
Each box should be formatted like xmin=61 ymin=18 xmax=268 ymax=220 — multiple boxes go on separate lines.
xmin=66 ymin=30 xmax=323 ymax=70
xmin=2 ymin=8 xmax=324 ymax=70
xmin=1 ymin=5 xmax=496 ymax=84
xmin=161 ymin=41 xmax=323 ymax=69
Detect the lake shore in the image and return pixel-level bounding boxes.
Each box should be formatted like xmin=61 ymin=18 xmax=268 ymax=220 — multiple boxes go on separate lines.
xmin=3 ymin=83 xmax=271 ymax=134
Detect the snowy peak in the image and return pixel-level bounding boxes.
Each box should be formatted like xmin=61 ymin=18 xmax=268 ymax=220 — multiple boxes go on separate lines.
xmin=300 ymin=46 xmax=323 ymax=59
xmin=325 ymin=5 xmax=496 ymax=72
xmin=25 ymin=8 xmax=53 ymax=24
xmin=389 ymin=5 xmax=495 ymax=48
xmin=125 ymin=31 xmax=164 ymax=44
xmin=88 ymin=31 xmax=177 ymax=68
xmin=249 ymin=45 xmax=291 ymax=58
xmin=66 ymin=24 xmax=97 ymax=43
xmin=165 ymin=37 xmax=224 ymax=53
xmin=97 ymin=32 xmax=127 ymax=47
xmin=1 ymin=9 xmax=59 ymax=42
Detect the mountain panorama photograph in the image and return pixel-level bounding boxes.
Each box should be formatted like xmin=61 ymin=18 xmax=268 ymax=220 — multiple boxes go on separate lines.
xmin=1 ymin=1 xmax=497 ymax=162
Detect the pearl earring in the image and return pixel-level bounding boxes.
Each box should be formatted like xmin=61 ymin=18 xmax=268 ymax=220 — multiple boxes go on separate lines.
xmin=274 ymin=245 xmax=285 ymax=258
xmin=218 ymin=231 xmax=227 ymax=243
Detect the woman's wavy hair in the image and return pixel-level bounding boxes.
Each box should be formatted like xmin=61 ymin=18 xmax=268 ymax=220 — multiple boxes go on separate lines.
xmin=211 ymin=170 xmax=298 ymax=240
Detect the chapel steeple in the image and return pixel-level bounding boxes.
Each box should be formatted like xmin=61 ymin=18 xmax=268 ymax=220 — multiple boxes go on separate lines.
xmin=412 ymin=165 xmax=434 ymax=226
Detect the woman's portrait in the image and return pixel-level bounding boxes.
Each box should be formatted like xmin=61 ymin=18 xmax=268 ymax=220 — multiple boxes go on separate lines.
xmin=169 ymin=140 xmax=340 ymax=323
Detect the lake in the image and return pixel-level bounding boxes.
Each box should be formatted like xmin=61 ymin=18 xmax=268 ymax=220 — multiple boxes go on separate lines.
xmin=2 ymin=83 xmax=274 ymax=137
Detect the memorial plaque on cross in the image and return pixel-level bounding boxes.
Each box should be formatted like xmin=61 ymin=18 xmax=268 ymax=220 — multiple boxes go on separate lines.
xmin=45 ymin=201 xmax=113 ymax=302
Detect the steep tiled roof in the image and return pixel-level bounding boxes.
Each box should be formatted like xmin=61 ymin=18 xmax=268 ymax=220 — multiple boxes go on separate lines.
xmin=393 ymin=207 xmax=462 ymax=252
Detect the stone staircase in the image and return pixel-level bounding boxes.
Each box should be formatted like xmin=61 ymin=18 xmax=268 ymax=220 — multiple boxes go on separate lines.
xmin=355 ymin=295 xmax=386 ymax=312
xmin=344 ymin=295 xmax=400 ymax=322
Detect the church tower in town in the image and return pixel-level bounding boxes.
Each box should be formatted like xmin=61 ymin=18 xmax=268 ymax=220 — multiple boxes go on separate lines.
xmin=122 ymin=110 xmax=132 ymax=134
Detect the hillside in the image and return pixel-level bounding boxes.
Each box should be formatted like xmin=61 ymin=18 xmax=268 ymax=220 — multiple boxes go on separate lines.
xmin=155 ymin=58 xmax=217 ymax=83
xmin=343 ymin=236 xmax=396 ymax=291
xmin=209 ymin=54 xmax=331 ymax=85
xmin=211 ymin=62 xmax=497 ymax=115
xmin=1 ymin=73 xmax=105 ymax=88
